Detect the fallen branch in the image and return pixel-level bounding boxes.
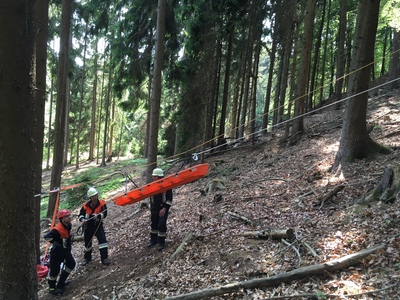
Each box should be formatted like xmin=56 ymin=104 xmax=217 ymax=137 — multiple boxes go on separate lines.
xmin=383 ymin=128 xmax=400 ymax=138
xmin=282 ymin=238 xmax=301 ymax=266
xmin=242 ymin=228 xmax=295 ymax=240
xmin=314 ymin=185 xmax=345 ymax=208
xmin=226 ymin=211 xmax=252 ymax=224
xmin=164 ymin=232 xmax=193 ymax=265
xmin=299 ymin=240 xmax=318 ymax=257
xmin=164 ymin=244 xmax=385 ymax=300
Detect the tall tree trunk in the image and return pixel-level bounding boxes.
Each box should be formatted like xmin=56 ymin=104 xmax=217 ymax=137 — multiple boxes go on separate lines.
xmin=211 ymin=39 xmax=222 ymax=147
xmin=277 ymin=0 xmax=294 ymax=124
xmin=46 ymin=73 xmax=55 ymax=170
xmin=48 ymin=0 xmax=73 ymax=218
xmin=217 ymin=29 xmax=234 ymax=145
xmin=272 ymin=46 xmax=284 ymax=126
xmin=76 ymin=24 xmax=88 ymax=169
xmin=285 ymin=17 xmax=301 ymax=137
xmin=96 ymin=57 xmax=107 ymax=164
xmin=379 ymin=26 xmax=389 ymax=77
xmin=63 ymin=31 xmax=73 ymax=167
xmin=239 ymin=8 xmax=256 ymax=138
xmin=291 ymin=0 xmax=316 ymax=141
xmin=309 ymin=0 xmax=325 ymax=109
xmin=108 ymin=95 xmax=116 ymax=160
xmin=63 ymin=74 xmax=71 ymax=166
xmin=89 ymin=41 xmax=98 ymax=161
xmin=334 ymin=0 xmax=347 ymax=105
xmin=262 ymin=8 xmax=279 ymax=131
xmin=0 ymin=0 xmax=38 ymax=297
xmin=319 ymin=0 xmax=332 ymax=103
xmin=146 ymin=0 xmax=166 ymax=183
xmin=332 ymin=0 xmax=391 ymax=171
xmin=230 ymin=65 xmax=242 ymax=139
xmin=388 ymin=29 xmax=400 ymax=90
xmin=34 ymin=0 xmax=49 ymax=264
xmin=101 ymin=56 xmax=112 ymax=166
xmin=250 ymin=31 xmax=262 ymax=144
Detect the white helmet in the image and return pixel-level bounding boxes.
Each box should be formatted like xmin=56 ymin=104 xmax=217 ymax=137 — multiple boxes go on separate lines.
xmin=152 ymin=168 xmax=164 ymax=177
xmin=87 ymin=187 xmax=98 ymax=197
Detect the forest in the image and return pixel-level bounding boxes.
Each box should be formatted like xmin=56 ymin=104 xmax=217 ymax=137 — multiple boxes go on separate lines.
xmin=0 ymin=0 xmax=400 ymax=299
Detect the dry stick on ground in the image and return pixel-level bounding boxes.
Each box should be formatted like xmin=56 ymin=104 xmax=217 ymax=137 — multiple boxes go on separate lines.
xmin=314 ymin=185 xmax=345 ymax=208
xmin=299 ymin=239 xmax=318 ymax=257
xmin=281 ymin=238 xmax=301 ymax=266
xmin=242 ymin=228 xmax=295 ymax=240
xmin=383 ymin=128 xmax=400 ymax=138
xmin=164 ymin=232 xmax=193 ymax=266
xmin=226 ymin=211 xmax=253 ymax=224
xmin=164 ymin=244 xmax=385 ymax=300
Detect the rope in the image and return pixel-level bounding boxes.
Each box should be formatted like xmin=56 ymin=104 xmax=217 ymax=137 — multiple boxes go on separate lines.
xmin=81 ymin=216 xmax=104 ymax=249
xmin=43 ymin=190 xmax=61 ymax=259
xmin=75 ymin=208 xmax=109 ymax=236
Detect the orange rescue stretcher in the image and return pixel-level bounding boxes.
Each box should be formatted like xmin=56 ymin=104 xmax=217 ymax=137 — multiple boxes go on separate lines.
xmin=113 ymin=163 xmax=209 ymax=206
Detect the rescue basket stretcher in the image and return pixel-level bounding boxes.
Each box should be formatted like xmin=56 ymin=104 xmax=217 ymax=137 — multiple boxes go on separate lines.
xmin=113 ymin=163 xmax=209 ymax=206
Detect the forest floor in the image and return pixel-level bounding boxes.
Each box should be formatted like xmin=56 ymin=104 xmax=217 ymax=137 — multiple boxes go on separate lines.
xmin=38 ymin=91 xmax=400 ymax=300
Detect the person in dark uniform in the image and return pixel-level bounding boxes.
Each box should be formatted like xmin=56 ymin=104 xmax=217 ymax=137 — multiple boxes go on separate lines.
xmin=78 ymin=187 xmax=110 ymax=266
xmin=147 ymin=167 xmax=173 ymax=251
xmin=44 ymin=209 xmax=76 ymax=295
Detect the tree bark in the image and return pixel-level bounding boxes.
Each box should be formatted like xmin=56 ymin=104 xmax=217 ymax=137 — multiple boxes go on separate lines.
xmin=291 ymin=0 xmax=316 ymax=140
xmin=334 ymin=0 xmax=347 ymax=106
xmin=332 ymin=0 xmax=391 ymax=171
xmin=146 ymin=0 xmax=166 ymax=181
xmin=0 ymin=0 xmax=38 ymax=298
xmin=242 ymin=228 xmax=295 ymax=240
xmin=388 ymin=29 xmax=400 ymax=90
xmin=217 ymin=28 xmax=233 ymax=145
xmin=89 ymin=41 xmax=98 ymax=161
xmin=101 ymin=53 xmax=113 ymax=166
xmin=261 ymin=12 xmax=277 ymax=131
xmin=34 ymin=0 xmax=49 ymax=264
xmin=76 ymin=23 xmax=88 ymax=169
xmin=48 ymin=0 xmax=73 ymax=218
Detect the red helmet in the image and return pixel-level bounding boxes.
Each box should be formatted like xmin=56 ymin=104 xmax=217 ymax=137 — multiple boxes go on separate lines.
xmin=58 ymin=209 xmax=70 ymax=219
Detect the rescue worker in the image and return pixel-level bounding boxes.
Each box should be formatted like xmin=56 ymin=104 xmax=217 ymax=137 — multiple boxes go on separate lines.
xmin=44 ymin=209 xmax=76 ymax=295
xmin=147 ymin=167 xmax=173 ymax=251
xmin=78 ymin=187 xmax=110 ymax=266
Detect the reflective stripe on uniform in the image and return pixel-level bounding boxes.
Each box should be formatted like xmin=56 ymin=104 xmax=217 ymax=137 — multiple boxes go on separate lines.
xmin=98 ymin=243 xmax=108 ymax=249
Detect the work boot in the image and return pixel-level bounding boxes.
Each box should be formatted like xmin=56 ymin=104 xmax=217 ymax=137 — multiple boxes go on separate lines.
xmin=157 ymin=244 xmax=165 ymax=251
xmin=81 ymin=258 xmax=91 ymax=266
xmin=146 ymin=241 xmax=157 ymax=248
xmin=64 ymin=280 xmax=71 ymax=286
xmin=49 ymin=287 xmax=64 ymax=295
xmin=102 ymin=258 xmax=111 ymax=265
xmin=56 ymin=270 xmax=70 ymax=289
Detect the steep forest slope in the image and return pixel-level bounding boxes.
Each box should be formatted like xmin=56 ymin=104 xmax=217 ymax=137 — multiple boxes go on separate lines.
xmin=38 ymin=92 xmax=400 ymax=300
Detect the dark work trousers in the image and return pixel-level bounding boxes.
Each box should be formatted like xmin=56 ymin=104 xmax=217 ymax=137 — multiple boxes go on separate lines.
xmin=48 ymin=248 xmax=76 ymax=288
xmin=83 ymin=221 xmax=108 ymax=260
xmin=150 ymin=210 xmax=169 ymax=245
